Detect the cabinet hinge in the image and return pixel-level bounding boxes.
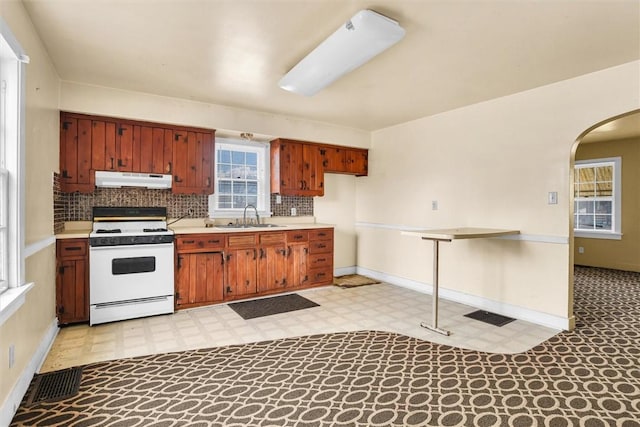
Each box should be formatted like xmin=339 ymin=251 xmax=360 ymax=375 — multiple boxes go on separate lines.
xmin=174 ymin=133 xmax=183 ymax=141
xmin=118 ymin=127 xmax=125 ymax=136
xmin=175 ymin=292 xmax=180 ymax=300
xmin=62 ymin=121 xmax=72 ymax=130
xmin=58 ymin=305 xmax=65 ymax=314
xmin=58 ymin=266 xmax=65 ymax=274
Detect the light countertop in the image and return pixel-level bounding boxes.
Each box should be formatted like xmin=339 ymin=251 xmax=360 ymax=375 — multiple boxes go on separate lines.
xmin=56 ymin=218 xmax=334 ymax=239
xmin=401 ymin=227 xmax=520 ymax=241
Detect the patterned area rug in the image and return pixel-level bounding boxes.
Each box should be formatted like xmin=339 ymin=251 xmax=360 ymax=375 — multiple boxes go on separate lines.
xmin=11 ymin=266 xmax=640 ymax=426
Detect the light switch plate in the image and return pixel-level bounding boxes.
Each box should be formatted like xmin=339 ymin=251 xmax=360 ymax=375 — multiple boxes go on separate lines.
xmin=548 ymin=192 xmax=558 ymax=204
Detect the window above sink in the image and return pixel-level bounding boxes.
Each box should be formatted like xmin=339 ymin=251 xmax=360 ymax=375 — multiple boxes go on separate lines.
xmin=209 ymin=138 xmax=271 ymax=219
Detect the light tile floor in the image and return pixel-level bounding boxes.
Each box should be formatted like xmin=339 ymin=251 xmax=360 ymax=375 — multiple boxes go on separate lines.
xmin=40 ymin=283 xmax=560 ymax=373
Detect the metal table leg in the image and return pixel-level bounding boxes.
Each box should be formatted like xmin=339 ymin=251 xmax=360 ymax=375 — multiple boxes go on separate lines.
xmin=420 ymin=239 xmax=451 ymax=336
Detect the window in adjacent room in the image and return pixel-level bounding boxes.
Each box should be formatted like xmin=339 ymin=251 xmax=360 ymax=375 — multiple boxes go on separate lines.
xmin=208 ymin=138 xmax=270 ymax=218
xmin=574 ymin=157 xmax=621 ymax=239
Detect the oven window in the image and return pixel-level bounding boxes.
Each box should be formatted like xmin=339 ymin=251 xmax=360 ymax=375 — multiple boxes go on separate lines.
xmin=112 ymin=257 xmax=156 ymax=275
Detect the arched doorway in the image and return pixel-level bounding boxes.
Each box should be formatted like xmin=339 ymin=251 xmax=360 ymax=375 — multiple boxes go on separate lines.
xmin=569 ymin=110 xmax=640 ymax=323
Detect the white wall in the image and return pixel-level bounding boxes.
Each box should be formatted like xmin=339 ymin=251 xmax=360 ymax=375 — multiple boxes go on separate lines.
xmin=0 ymin=1 xmax=60 ymax=421
xmin=60 ymin=82 xmax=369 ymax=148
xmin=355 ymin=61 xmax=640 ymax=329
xmin=314 ymin=173 xmax=357 ymax=271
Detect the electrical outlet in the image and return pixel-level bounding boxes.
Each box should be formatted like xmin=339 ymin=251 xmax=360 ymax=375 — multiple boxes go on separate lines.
xmin=578 ymin=246 xmax=585 ymax=254
xmin=548 ymin=192 xmax=558 ymax=205
xmin=291 ymin=207 xmax=297 ymax=216
xmin=432 ymin=200 xmax=438 ymax=210
xmin=9 ymin=344 xmax=15 ymax=369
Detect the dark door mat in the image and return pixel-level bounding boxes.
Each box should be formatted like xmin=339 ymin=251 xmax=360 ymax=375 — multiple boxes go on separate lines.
xmin=464 ymin=310 xmax=516 ymax=327
xmin=229 ymin=294 xmax=319 ymax=320
xmin=26 ymin=367 xmax=83 ymax=405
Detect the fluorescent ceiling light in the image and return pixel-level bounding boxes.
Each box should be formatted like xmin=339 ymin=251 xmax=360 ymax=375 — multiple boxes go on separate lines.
xmin=278 ymin=9 xmax=406 ymax=96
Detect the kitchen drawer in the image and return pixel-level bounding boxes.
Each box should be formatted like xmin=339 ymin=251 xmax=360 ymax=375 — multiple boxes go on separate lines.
xmin=308 ymin=253 xmax=332 ymax=269
xmin=309 ymin=239 xmax=333 ymax=254
xmin=176 ymin=235 xmax=225 ymax=251
xmin=57 ymin=239 xmax=88 ymax=258
xmin=259 ymin=232 xmax=286 ymax=245
xmin=286 ymin=230 xmax=309 ymax=243
xmin=227 ymin=233 xmax=258 ymax=248
xmin=308 ymin=268 xmax=333 ymax=285
xmin=309 ymin=228 xmax=332 ymax=241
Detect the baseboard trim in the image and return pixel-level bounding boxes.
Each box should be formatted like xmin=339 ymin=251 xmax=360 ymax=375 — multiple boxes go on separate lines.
xmin=334 ymin=266 xmax=357 ymax=277
xmin=355 ymin=266 xmax=571 ymax=331
xmin=0 ymin=319 xmax=58 ymax=426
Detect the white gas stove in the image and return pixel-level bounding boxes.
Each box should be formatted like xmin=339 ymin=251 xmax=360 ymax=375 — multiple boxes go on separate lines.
xmin=88 ymin=207 xmax=175 ymax=325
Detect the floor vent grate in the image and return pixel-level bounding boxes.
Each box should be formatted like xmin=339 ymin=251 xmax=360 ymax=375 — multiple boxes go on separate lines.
xmin=464 ymin=310 xmax=516 ymax=327
xmin=26 ymin=367 xmax=83 ymax=405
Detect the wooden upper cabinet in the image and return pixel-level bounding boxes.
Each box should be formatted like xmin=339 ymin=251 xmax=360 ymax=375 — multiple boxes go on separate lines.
xmin=60 ymin=115 xmax=94 ymax=193
xmin=320 ymin=145 xmax=368 ymax=176
xmin=172 ymin=130 xmax=214 ymax=194
xmin=270 ymin=138 xmax=324 ymax=196
xmin=59 ymin=112 xmax=214 ymax=194
xmin=321 ymin=146 xmax=346 ymax=173
xmin=345 ymin=148 xmax=368 ymax=176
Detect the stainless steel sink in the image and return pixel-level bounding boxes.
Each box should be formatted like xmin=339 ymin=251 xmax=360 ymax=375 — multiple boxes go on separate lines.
xmin=214 ymin=223 xmax=283 ymax=229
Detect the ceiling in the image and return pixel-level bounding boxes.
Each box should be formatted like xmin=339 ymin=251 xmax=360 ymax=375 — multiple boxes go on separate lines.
xmin=21 ymin=0 xmax=640 ymax=132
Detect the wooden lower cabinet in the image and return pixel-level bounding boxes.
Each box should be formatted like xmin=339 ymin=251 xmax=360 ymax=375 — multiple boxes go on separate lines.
xmin=56 ymin=239 xmax=89 ymax=325
xmin=175 ymin=252 xmax=225 ymax=309
xmin=225 ymin=248 xmax=258 ymax=298
xmin=174 ymin=228 xmax=334 ymax=309
xmin=308 ymin=229 xmax=334 ymax=286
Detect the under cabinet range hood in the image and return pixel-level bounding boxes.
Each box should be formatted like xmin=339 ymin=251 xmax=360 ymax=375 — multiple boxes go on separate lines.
xmin=95 ymin=171 xmax=172 ymax=189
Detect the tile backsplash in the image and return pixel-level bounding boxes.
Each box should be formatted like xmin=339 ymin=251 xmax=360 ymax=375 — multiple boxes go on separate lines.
xmin=54 ymin=175 xmax=314 ymax=226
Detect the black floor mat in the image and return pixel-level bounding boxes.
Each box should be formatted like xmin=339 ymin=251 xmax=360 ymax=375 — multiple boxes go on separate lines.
xmin=229 ymin=294 xmax=319 ymax=320
xmin=26 ymin=367 xmax=83 ymax=405
xmin=464 ymin=310 xmax=516 ymax=327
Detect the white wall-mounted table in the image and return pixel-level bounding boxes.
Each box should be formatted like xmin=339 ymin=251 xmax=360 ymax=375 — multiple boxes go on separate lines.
xmin=401 ymin=227 xmax=520 ymax=336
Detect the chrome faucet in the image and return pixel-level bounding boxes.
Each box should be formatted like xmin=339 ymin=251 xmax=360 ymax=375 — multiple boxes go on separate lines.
xmin=243 ymin=204 xmax=260 ymax=226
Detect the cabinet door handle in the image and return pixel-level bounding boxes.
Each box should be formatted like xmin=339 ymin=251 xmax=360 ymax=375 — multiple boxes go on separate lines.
xmin=110 ymin=157 xmax=115 ymax=170
xmin=318 ymin=232 xmax=327 ymax=237
xmin=287 ymin=246 xmax=292 ymax=256
xmin=183 ymin=240 xmax=195 ymax=244
xmin=174 ymin=176 xmax=183 ymax=183
xmin=317 ymin=244 xmax=327 ymax=249
xmin=254 ymin=249 xmax=259 ymax=260
xmin=208 ymin=239 xmax=221 ymax=244
xmin=317 ymin=258 xmax=325 ymax=262
xmin=117 ymin=159 xmax=127 ymax=167
xmin=65 ymin=246 xmax=83 ymax=251
xmin=220 ymin=252 xmax=225 ymax=265
xmin=206 ymin=177 xmax=211 ymax=187
xmin=167 ymin=161 xmax=172 ymax=173
xmin=177 ymin=256 xmax=183 ymax=269
xmin=62 ymin=170 xmax=72 ymax=179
